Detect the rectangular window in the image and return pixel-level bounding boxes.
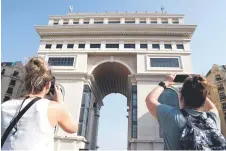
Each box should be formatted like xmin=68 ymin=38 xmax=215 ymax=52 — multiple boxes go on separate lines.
xmin=140 ymin=44 xmax=148 ymax=49
xmin=125 ymin=21 xmax=135 ymax=24
xmin=90 ymin=44 xmax=101 ymax=48
xmin=108 ymin=21 xmax=120 ymax=24
xmin=83 ymin=21 xmax=89 ymax=24
xmin=9 ymin=80 xmax=16 ymax=86
xmin=45 ymin=44 xmax=52 ymax=49
xmin=152 ymin=44 xmax=160 ymax=49
xmin=1 ymin=69 xmax=5 ymax=75
xmin=94 ymin=21 xmax=103 ymax=24
xmin=67 ymin=44 xmax=74 ymax=49
xmin=132 ymin=125 xmax=137 ymax=138
xmin=222 ymin=103 xmax=226 ymax=110
xmin=218 ymin=85 xmax=224 ymax=91
xmin=164 ymin=44 xmax=172 ymax=49
xmin=173 ymin=20 xmax=179 ymax=24
xmin=106 ymin=44 xmax=119 ymax=48
xmin=140 ymin=21 xmax=146 ymax=24
xmin=216 ymin=75 xmax=222 ymax=81
xmin=56 ymin=44 xmax=63 ymax=49
xmin=63 ymin=22 xmax=68 ymax=25
xmin=131 ymin=85 xmax=137 ymax=138
xmin=151 ymin=20 xmax=157 ymax=24
xmin=78 ymin=44 xmax=85 ymax=48
xmin=176 ymin=44 xmax=184 ymax=49
xmin=150 ymin=58 xmax=180 ymax=68
xmin=53 ymin=21 xmax=58 ymax=25
xmin=48 ymin=57 xmax=74 ymax=66
xmin=3 ymin=96 xmax=10 ymax=102
xmin=12 ymin=71 xmax=19 ymax=77
xmin=162 ymin=21 xmax=168 ymax=24
xmin=78 ymin=85 xmax=91 ymax=138
xmin=6 ymin=87 xmax=13 ymax=94
xmin=124 ymin=44 xmax=135 ymax=49
xmin=73 ymin=21 xmax=79 ymax=24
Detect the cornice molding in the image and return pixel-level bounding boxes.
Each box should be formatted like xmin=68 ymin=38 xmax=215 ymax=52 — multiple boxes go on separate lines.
xmin=35 ymin=24 xmax=196 ymax=39
xmin=49 ymin=12 xmax=184 ymax=19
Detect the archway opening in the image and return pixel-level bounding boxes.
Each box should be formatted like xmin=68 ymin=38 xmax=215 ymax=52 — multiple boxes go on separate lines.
xmin=91 ymin=62 xmax=132 ymax=150
xmin=98 ymin=93 xmax=127 ymax=150
xmin=92 ymin=62 xmax=131 ymax=98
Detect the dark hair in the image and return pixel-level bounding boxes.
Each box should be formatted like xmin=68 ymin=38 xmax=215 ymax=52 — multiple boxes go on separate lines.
xmin=25 ymin=57 xmax=52 ymax=94
xmin=181 ymin=75 xmax=208 ymax=108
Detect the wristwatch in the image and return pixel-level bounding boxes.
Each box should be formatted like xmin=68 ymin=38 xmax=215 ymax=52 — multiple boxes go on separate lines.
xmin=159 ymin=81 xmax=167 ymax=89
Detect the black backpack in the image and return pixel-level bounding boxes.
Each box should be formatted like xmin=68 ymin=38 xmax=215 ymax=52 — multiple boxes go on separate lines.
xmin=180 ymin=109 xmax=226 ymax=150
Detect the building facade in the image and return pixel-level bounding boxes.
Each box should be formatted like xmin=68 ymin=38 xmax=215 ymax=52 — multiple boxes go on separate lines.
xmin=206 ymin=64 xmax=226 ymax=136
xmin=35 ymin=12 xmax=196 ymax=150
xmin=1 ymin=62 xmax=26 ymax=103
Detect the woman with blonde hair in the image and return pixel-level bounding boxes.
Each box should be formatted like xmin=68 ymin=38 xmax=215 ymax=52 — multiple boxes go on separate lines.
xmin=1 ymin=57 xmax=78 ymax=150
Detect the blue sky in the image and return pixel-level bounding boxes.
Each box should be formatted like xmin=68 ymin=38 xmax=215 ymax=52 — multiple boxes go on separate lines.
xmin=2 ymin=0 xmax=226 ymax=150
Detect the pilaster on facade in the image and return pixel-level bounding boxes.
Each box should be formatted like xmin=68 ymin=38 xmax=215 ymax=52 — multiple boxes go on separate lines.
xmin=147 ymin=41 xmax=152 ymax=50
xmin=146 ymin=18 xmax=150 ymax=24
xmin=159 ymin=41 xmax=164 ymax=50
xmin=103 ymin=18 xmax=108 ymax=24
xmin=85 ymin=41 xmax=90 ymax=50
xmin=135 ymin=18 xmax=140 ymax=24
xmin=168 ymin=18 xmax=173 ymax=24
xmin=48 ymin=20 xmax=54 ymax=25
xmin=69 ymin=19 xmax=73 ymax=25
xmin=100 ymin=41 xmax=106 ymax=50
xmin=135 ymin=41 xmax=140 ymax=50
xmin=59 ymin=19 xmax=63 ymax=25
xmin=79 ymin=18 xmax=84 ymax=24
xmin=157 ymin=18 xmax=161 ymax=24
xmin=120 ymin=18 xmax=125 ymax=24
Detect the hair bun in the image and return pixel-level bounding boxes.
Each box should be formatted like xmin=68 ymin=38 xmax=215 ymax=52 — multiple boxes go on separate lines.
xmin=25 ymin=57 xmax=48 ymax=75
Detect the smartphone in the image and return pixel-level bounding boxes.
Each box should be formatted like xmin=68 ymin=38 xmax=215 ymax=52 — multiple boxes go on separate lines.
xmin=173 ymin=74 xmax=190 ymax=83
xmin=48 ymin=76 xmax=55 ymax=95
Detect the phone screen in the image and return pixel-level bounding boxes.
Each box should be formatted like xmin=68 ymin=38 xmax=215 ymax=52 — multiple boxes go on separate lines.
xmin=173 ymin=74 xmax=189 ymax=83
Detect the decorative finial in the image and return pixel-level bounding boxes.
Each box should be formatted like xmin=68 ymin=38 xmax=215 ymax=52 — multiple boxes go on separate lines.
xmin=161 ymin=5 xmax=165 ymax=13
xmin=69 ymin=6 xmax=73 ymax=12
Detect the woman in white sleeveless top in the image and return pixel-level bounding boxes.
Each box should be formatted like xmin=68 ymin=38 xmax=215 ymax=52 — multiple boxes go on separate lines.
xmin=1 ymin=57 xmax=78 ymax=151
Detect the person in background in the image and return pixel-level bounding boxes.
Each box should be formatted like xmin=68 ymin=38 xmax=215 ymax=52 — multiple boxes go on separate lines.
xmin=1 ymin=57 xmax=78 ymax=151
xmin=145 ymin=73 xmax=225 ymax=150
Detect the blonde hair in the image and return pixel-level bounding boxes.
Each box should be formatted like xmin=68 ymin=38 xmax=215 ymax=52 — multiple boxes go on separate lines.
xmin=25 ymin=57 xmax=52 ymax=94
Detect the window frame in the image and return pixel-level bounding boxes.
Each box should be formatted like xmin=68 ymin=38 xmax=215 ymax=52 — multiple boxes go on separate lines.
xmin=78 ymin=44 xmax=86 ymax=49
xmin=46 ymin=55 xmax=77 ymax=69
xmin=56 ymin=44 xmax=63 ymax=49
xmin=67 ymin=44 xmax=74 ymax=49
xmin=124 ymin=44 xmax=135 ymax=49
xmin=90 ymin=44 xmax=101 ymax=49
xmin=45 ymin=44 xmax=52 ymax=49
xmin=176 ymin=44 xmax=184 ymax=50
xmin=106 ymin=44 xmax=119 ymax=49
xmin=146 ymin=55 xmax=183 ymax=71
xmin=140 ymin=44 xmax=148 ymax=49
xmin=152 ymin=44 xmax=160 ymax=50
xmin=164 ymin=44 xmax=172 ymax=50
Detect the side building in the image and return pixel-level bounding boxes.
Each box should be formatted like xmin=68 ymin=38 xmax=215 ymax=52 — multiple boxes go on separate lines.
xmin=206 ymin=64 xmax=226 ymax=136
xmin=1 ymin=62 xmax=26 ymax=103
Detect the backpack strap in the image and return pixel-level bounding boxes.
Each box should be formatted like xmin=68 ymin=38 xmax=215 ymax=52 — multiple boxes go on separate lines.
xmin=180 ymin=109 xmax=189 ymax=117
xmin=1 ymin=97 xmax=41 ymax=148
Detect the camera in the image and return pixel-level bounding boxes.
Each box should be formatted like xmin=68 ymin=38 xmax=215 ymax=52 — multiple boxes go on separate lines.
xmin=47 ymin=76 xmax=55 ymax=95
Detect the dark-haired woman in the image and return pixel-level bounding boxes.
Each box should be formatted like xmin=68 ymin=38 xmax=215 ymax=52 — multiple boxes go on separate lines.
xmin=145 ymin=73 xmax=221 ymax=150
xmin=1 ymin=57 xmax=78 ymax=150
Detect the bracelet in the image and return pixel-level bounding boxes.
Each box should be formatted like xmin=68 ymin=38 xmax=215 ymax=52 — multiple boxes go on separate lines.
xmin=159 ymin=81 xmax=167 ymax=89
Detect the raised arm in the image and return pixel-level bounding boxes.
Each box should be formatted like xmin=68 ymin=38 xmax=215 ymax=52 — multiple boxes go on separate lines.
xmin=49 ymin=85 xmax=78 ymax=133
xmin=145 ymin=73 xmax=175 ymax=119
xmin=203 ymin=97 xmax=219 ymax=116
